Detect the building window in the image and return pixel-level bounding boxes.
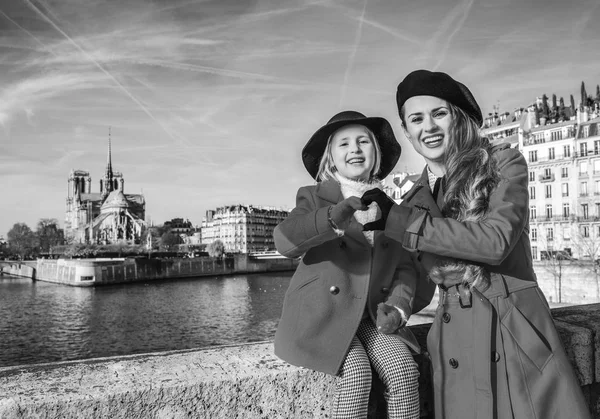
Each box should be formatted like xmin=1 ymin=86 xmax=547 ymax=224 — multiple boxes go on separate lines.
xmin=596 ymin=140 xmax=600 ymax=155
xmin=547 ymin=227 xmax=554 ymax=240
xmin=597 ymin=202 xmax=600 ymax=217
xmin=580 ymin=142 xmax=588 ymax=156
xmin=595 ymin=160 xmax=600 ymax=174
xmin=531 ymin=227 xmax=537 ymax=241
xmin=563 ymin=227 xmax=571 ymax=240
xmin=563 ymin=203 xmax=570 ymax=217
xmin=564 ymin=145 xmax=571 ymax=158
xmin=530 ymin=186 xmax=536 ymax=199
xmin=562 ymin=183 xmax=569 ymax=197
xmin=551 ymin=131 xmax=562 ymax=141
xmin=562 ymin=167 xmax=569 ymax=178
xmin=532 ymin=246 xmax=538 ymax=260
xmin=548 ymin=147 xmax=555 ymax=160
xmin=529 ymin=171 xmax=535 ymax=182
xmin=546 ymin=204 xmax=553 ymax=218
xmin=580 ymin=161 xmax=588 ymax=175
xmin=581 ymin=182 xmax=588 ymax=196
xmin=544 ymin=168 xmax=552 ymax=178
xmin=545 ymin=185 xmax=552 ymax=198
xmin=530 ymin=206 xmax=537 ymax=220
xmin=529 ymin=150 xmax=538 ymax=162
xmin=582 ymin=203 xmax=589 ymax=220
xmin=583 ymin=225 xmax=590 ymax=238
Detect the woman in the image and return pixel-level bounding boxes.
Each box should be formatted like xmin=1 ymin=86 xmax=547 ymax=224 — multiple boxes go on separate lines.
xmin=273 ymin=110 xmax=433 ymax=418
xmin=363 ymin=70 xmax=591 ymax=419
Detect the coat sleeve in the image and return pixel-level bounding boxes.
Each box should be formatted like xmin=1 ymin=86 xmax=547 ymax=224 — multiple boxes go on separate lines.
xmin=404 ymin=147 xmax=529 ymax=266
xmin=273 ymin=186 xmax=339 ymax=258
xmin=386 ymin=248 xmax=418 ymax=318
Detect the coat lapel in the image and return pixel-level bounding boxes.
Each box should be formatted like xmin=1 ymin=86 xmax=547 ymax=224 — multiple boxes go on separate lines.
xmin=405 ymin=167 xmax=443 ymax=218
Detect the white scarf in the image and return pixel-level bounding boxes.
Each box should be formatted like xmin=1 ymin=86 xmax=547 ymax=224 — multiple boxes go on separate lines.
xmin=335 ymin=173 xmax=382 ymax=246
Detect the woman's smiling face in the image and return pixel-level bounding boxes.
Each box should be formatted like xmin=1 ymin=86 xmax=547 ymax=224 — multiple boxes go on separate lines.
xmin=330 ymin=124 xmax=376 ymax=181
xmin=402 ymin=95 xmax=453 ymax=165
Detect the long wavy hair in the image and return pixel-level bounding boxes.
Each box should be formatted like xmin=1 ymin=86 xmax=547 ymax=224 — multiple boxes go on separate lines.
xmin=401 ymin=101 xmax=501 ymax=290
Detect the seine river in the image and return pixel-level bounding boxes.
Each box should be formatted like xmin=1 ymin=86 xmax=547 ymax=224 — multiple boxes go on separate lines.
xmin=0 ymin=272 xmax=437 ymax=368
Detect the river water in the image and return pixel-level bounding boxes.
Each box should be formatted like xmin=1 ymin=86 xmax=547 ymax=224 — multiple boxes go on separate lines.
xmin=0 ymin=272 xmax=440 ymax=368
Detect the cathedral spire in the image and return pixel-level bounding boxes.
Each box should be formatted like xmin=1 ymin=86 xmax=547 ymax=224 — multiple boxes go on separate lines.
xmin=106 ymin=127 xmax=113 ymax=179
xmin=102 ymin=127 xmax=114 ymax=199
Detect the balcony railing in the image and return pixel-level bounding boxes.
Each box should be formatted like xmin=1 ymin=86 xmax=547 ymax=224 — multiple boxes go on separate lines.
xmin=539 ymin=174 xmax=555 ymax=182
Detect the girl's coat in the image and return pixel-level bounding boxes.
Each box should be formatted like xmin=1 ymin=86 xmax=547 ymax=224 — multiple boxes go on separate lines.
xmin=273 ymin=179 xmax=432 ymax=376
xmin=385 ymin=145 xmax=591 ymax=419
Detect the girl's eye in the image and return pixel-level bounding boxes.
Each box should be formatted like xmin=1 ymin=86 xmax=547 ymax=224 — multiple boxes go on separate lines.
xmin=359 ymin=139 xmax=371 ymax=144
xmin=410 ymin=117 xmax=422 ymax=123
xmin=434 ymin=110 xmax=448 ymax=118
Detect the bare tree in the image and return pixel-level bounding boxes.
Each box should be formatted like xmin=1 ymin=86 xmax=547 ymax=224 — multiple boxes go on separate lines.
xmin=571 ymin=229 xmax=600 ymax=301
xmin=536 ymin=229 xmax=571 ymax=303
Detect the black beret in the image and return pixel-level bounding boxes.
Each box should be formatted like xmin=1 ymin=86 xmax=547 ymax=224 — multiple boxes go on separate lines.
xmin=396 ymin=70 xmax=483 ymax=126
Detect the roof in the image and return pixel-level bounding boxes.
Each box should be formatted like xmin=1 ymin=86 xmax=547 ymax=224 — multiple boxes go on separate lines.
xmin=101 ymin=190 xmax=130 ymax=211
xmin=395 ymin=173 xmax=420 ymax=189
xmin=529 ymin=119 xmax=577 ymax=133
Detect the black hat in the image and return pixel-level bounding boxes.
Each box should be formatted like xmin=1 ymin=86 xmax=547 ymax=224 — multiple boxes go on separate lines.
xmin=396 ymin=70 xmax=483 ymax=126
xmin=302 ymin=110 xmax=401 ymax=180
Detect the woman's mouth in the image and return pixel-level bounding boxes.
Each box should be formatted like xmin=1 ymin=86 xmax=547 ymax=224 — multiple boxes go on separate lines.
xmin=422 ymin=135 xmax=443 ymax=147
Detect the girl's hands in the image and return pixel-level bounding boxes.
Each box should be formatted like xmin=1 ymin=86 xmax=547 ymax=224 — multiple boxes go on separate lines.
xmin=329 ymin=197 xmax=367 ymax=229
xmin=361 ymin=189 xmax=395 ymax=231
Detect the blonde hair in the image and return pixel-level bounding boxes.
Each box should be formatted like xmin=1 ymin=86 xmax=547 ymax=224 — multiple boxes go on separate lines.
xmin=401 ymin=100 xmax=500 ymax=290
xmin=316 ymin=125 xmax=382 ymax=182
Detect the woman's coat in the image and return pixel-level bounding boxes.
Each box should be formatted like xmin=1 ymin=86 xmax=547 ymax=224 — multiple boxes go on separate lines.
xmin=385 ymin=145 xmax=591 ymax=419
xmin=273 ymin=179 xmax=433 ymax=376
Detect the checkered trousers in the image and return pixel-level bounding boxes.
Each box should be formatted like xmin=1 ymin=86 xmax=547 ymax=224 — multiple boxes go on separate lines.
xmin=332 ymin=319 xmax=420 ymax=418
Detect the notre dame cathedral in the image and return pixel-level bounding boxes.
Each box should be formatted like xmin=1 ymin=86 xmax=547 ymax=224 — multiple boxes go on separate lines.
xmin=65 ymin=135 xmax=146 ymax=244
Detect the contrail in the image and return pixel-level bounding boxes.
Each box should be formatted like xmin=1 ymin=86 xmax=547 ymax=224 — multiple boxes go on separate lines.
xmin=22 ymin=0 xmax=192 ymax=148
xmin=339 ymin=0 xmax=368 ymax=107
xmin=432 ymin=0 xmax=475 ymax=71
xmin=0 ymin=7 xmax=58 ymax=57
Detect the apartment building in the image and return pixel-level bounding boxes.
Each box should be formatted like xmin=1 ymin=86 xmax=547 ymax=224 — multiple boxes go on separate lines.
xmin=201 ymin=205 xmax=289 ymax=253
xmin=483 ymin=103 xmax=600 ymax=260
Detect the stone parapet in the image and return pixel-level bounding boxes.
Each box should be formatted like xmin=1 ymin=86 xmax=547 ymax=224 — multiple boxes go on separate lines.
xmin=1 ymin=305 xmax=599 ymax=418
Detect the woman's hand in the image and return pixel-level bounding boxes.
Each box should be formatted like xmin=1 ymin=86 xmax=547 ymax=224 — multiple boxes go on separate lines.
xmin=376 ymin=302 xmax=406 ymax=334
xmin=329 ymin=197 xmax=367 ymax=229
xmin=361 ymin=188 xmax=395 ymax=231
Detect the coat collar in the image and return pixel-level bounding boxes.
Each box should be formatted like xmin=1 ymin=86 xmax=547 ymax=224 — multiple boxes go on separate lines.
xmin=402 ymin=167 xmax=444 ymax=218
xmin=315 ymin=179 xmax=381 ymax=247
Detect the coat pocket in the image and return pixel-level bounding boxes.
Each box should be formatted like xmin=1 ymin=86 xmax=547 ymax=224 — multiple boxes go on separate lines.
xmin=501 ymin=305 xmax=553 ymax=372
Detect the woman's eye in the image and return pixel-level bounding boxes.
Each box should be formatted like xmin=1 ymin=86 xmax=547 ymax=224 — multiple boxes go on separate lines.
xmin=410 ymin=117 xmax=422 ymax=123
xmin=360 ymin=139 xmax=371 ymax=144
xmin=434 ymin=110 xmax=448 ymax=118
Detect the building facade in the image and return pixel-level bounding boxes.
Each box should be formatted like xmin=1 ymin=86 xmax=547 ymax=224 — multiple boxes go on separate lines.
xmin=482 ymin=101 xmax=600 ymax=260
xmin=65 ymin=136 xmax=146 ymax=244
xmin=201 ymin=205 xmax=289 ymax=253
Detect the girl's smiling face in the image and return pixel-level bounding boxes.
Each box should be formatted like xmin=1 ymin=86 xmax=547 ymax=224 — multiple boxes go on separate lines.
xmin=330 ymin=124 xmax=376 ymax=181
xmin=402 ymin=95 xmax=453 ymax=165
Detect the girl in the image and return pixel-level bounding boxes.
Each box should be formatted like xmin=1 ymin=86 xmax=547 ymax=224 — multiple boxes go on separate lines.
xmin=363 ymin=70 xmax=591 ymax=419
xmin=273 ymin=110 xmax=429 ymax=418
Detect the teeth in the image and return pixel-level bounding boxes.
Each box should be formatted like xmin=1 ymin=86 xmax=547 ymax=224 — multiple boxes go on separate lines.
xmin=423 ymin=135 xmax=442 ymax=144
xmin=348 ymin=158 xmax=364 ymax=163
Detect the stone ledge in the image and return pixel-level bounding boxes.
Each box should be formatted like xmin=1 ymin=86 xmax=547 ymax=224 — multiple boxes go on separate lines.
xmin=1 ymin=304 xmax=599 ymax=418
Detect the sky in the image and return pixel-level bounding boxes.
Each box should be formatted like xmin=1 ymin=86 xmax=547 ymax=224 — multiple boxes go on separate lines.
xmin=1 ymin=0 xmax=600 ymax=237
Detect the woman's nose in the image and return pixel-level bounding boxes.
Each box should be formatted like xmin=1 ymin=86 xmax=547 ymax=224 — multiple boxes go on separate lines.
xmin=349 ymin=140 xmax=362 ymax=153
xmin=423 ymin=115 xmax=438 ymax=131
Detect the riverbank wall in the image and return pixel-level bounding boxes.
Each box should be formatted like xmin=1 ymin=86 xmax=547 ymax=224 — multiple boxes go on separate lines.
xmin=28 ymin=254 xmax=299 ymax=286
xmin=1 ymin=303 xmax=598 ymax=418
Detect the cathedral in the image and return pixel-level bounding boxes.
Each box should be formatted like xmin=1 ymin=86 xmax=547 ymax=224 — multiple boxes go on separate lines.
xmin=65 ymin=135 xmax=146 ymax=245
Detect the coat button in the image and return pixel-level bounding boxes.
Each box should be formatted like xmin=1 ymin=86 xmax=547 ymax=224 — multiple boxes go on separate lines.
xmin=329 ymin=286 xmax=340 ymax=295
xmin=492 ymin=351 xmax=501 ymax=363
xmin=442 ymin=312 xmax=451 ymax=323
xmin=339 ymin=241 xmax=346 ymax=249
xmin=449 ymin=358 xmax=459 ymax=369
xmin=381 ymin=287 xmax=390 ymax=295
xmin=382 ymin=241 xmax=389 ymax=249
